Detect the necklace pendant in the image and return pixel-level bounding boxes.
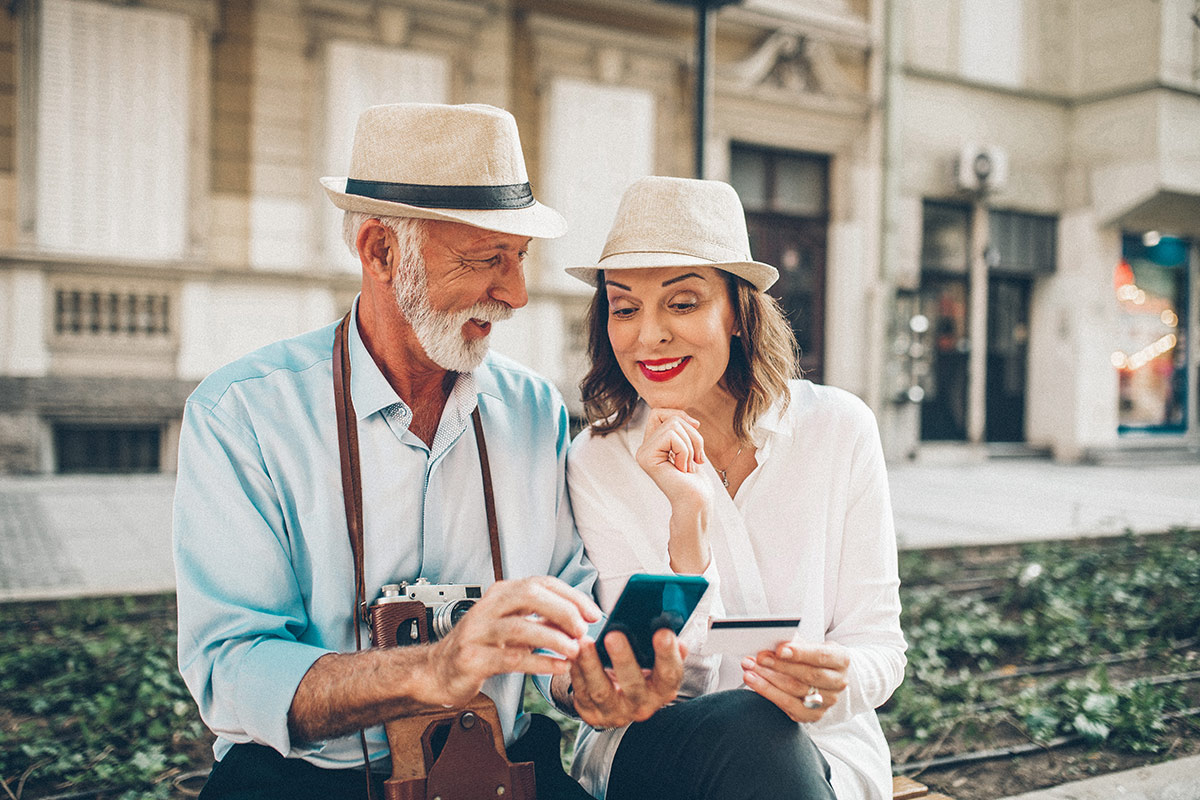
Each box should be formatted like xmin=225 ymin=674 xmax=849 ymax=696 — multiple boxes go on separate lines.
xmin=719 ymin=469 xmax=729 ymax=488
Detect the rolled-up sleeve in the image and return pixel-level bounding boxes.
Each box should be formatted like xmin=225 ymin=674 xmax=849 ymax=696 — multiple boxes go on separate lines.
xmin=817 ymin=407 xmax=907 ymax=726
xmin=547 ymin=400 xmax=598 ymax=596
xmin=173 ymin=398 xmax=332 ymax=757
xmin=531 ymin=399 xmax=598 ymax=708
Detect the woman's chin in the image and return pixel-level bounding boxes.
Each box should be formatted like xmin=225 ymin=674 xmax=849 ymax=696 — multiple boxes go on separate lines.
xmin=638 ymin=385 xmax=701 ymax=410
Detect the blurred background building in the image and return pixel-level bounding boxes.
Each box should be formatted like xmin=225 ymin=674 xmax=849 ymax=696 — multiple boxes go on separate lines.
xmin=0 ymin=0 xmax=1197 ymax=476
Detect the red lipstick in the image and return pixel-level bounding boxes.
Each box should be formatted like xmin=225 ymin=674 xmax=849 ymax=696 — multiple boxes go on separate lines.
xmin=638 ymin=356 xmax=691 ymax=382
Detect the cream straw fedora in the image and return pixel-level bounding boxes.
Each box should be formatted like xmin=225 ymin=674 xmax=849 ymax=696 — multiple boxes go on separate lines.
xmin=565 ymin=176 xmax=779 ymax=292
xmin=321 ymin=103 xmax=566 ymax=239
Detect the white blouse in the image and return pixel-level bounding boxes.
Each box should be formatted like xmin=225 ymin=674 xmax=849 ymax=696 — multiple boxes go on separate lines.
xmin=566 ymin=381 xmax=907 ymax=800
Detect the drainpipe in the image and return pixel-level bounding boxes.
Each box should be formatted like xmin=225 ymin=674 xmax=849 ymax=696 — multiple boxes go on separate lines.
xmin=694 ymin=2 xmax=714 ymax=178
xmin=967 ymin=199 xmax=991 ymax=445
xmin=872 ymin=0 xmax=902 ymax=416
xmin=659 ymin=0 xmax=742 ymax=179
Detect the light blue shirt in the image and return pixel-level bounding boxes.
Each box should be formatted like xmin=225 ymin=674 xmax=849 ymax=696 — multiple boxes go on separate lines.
xmin=173 ymin=306 xmax=595 ymax=767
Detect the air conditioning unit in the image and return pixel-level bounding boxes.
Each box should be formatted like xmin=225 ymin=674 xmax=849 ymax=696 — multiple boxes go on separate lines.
xmin=956 ymin=144 xmax=1008 ymax=193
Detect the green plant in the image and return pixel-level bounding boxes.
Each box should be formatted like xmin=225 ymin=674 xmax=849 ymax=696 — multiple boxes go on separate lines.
xmin=0 ymin=596 xmax=211 ymax=798
xmin=884 ymin=531 xmax=1200 ymax=758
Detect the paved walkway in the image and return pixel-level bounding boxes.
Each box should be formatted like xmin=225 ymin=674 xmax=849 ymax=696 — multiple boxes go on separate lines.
xmin=998 ymin=753 xmax=1200 ymax=800
xmin=888 ymin=459 xmax=1200 ymax=549
xmin=1 ymin=460 xmax=1198 ymax=600
xmin=0 ymin=474 xmax=177 ymax=600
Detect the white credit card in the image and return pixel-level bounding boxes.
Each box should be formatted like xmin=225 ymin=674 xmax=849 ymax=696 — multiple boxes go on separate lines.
xmin=699 ymin=616 xmax=802 ymax=657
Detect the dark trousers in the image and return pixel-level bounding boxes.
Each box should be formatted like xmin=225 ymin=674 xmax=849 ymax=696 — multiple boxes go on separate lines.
xmin=606 ymin=690 xmax=838 ymax=800
xmin=198 ymin=713 xmax=593 ymax=800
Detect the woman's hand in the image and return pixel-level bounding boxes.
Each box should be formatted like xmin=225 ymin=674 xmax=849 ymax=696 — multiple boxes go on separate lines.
xmin=635 ymin=409 xmax=710 ymax=505
xmin=635 ymin=409 xmax=714 ymax=573
xmin=740 ymin=642 xmax=851 ymax=723
xmin=568 ymin=628 xmax=686 ymax=729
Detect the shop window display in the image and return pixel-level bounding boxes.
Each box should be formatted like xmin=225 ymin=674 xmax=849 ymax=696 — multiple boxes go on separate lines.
xmin=1114 ymin=234 xmax=1190 ymax=433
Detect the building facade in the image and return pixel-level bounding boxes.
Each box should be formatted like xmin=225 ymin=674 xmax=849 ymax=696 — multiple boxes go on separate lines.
xmin=0 ymin=0 xmax=884 ymax=474
xmin=881 ymin=0 xmax=1200 ymax=462
xmin=0 ymin=0 xmax=1196 ymax=475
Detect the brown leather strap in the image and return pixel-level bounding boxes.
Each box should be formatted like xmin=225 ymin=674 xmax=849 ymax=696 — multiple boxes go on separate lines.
xmin=333 ymin=313 xmax=375 ymax=799
xmin=334 ymin=313 xmax=367 ymax=643
xmin=472 ymin=407 xmax=504 ymax=583
xmin=332 ymin=310 xmax=505 ymax=797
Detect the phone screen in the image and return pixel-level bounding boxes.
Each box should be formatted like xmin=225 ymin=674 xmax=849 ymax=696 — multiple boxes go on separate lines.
xmin=596 ymin=573 xmax=709 ymax=669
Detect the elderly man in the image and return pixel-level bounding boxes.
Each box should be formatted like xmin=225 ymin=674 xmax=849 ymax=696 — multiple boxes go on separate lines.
xmin=173 ymin=103 xmax=684 ymax=800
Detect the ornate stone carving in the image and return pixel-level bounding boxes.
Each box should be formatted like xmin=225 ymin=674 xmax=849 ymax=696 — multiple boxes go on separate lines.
xmin=723 ymin=30 xmax=853 ymax=97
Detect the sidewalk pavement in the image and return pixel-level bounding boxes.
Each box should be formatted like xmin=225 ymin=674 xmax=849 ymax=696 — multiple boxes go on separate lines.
xmin=887 ymin=459 xmax=1200 ymax=549
xmin=0 ymin=474 xmax=177 ymax=601
xmin=997 ymin=753 xmax=1200 ymax=800
xmin=1 ymin=459 xmax=1198 ymax=601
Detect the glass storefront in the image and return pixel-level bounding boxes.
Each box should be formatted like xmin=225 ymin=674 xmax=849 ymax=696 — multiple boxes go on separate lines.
xmin=919 ymin=276 xmax=970 ymax=441
xmin=1114 ymin=234 xmax=1190 ymax=433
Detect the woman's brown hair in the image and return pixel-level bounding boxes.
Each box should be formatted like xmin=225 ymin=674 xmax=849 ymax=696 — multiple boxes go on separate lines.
xmin=580 ymin=271 xmax=799 ymax=442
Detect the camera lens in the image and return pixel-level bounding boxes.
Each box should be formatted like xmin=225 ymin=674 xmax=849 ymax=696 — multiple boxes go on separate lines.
xmin=431 ymin=599 xmax=476 ymax=639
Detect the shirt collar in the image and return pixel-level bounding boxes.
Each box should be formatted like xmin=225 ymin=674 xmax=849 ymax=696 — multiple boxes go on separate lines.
xmin=750 ymin=395 xmax=790 ymax=443
xmin=473 ymin=356 xmax=502 ymax=401
xmin=347 ymin=298 xmax=404 ymax=421
xmin=346 ymin=295 xmax=503 ymax=422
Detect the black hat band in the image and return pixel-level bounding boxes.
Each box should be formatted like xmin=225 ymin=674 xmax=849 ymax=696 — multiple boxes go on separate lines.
xmin=344 ymin=179 xmax=535 ymax=210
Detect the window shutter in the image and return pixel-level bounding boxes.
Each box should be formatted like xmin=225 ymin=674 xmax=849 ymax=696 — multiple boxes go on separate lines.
xmin=541 ymin=79 xmax=655 ymax=291
xmin=323 ymin=42 xmax=449 ymax=270
xmin=37 ymin=0 xmax=191 ymax=260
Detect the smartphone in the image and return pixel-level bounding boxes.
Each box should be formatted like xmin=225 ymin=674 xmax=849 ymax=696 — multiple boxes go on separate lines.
xmin=595 ymin=573 xmax=709 ymax=669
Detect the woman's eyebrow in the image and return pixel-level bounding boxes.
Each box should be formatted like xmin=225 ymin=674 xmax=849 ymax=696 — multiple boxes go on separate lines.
xmin=661 ymin=272 xmax=705 ymax=286
xmin=605 ymin=279 xmax=632 ymax=290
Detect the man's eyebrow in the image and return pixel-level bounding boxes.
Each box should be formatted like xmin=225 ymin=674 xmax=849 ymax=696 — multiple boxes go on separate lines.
xmin=468 ymin=239 xmax=530 ymax=251
xmin=604 ymin=279 xmax=632 ymax=290
xmin=458 ymin=236 xmax=530 ymax=251
xmin=662 ymin=272 xmax=706 ymax=286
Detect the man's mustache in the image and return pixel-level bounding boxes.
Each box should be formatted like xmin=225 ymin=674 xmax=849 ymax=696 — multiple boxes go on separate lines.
xmin=466 ymin=302 xmax=515 ymax=324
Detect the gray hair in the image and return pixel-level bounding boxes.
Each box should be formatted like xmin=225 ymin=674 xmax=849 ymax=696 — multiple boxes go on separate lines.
xmin=342 ymin=211 xmax=427 ymax=269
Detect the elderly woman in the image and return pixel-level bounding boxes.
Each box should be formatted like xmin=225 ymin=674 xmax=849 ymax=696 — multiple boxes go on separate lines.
xmin=562 ymin=176 xmax=906 ymax=800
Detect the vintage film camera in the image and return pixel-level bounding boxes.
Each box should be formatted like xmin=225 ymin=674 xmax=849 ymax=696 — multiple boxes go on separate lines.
xmin=366 ymin=579 xmax=537 ymax=800
xmin=368 ymin=579 xmax=482 ymax=647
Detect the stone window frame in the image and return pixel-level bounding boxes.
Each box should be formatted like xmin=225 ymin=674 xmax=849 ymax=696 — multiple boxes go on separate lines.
xmin=302 ymin=0 xmax=500 ymax=270
xmin=14 ymin=0 xmax=219 ymax=260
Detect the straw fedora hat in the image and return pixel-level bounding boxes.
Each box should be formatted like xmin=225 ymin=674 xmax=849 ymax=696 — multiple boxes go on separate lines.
xmin=565 ymin=176 xmax=779 ymax=292
xmin=321 ymin=103 xmax=566 ymax=239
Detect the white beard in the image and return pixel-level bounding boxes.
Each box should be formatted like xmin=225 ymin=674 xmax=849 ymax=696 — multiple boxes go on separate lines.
xmin=394 ymin=260 xmax=514 ymax=373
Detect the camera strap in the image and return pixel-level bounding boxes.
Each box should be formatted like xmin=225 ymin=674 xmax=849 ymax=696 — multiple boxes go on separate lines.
xmin=333 ymin=310 xmax=505 ymax=800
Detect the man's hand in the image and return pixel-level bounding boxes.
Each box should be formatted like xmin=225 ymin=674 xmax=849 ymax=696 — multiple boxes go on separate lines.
xmin=740 ymin=642 xmax=850 ymax=723
xmin=567 ymin=628 xmax=685 ymax=729
xmin=288 ymin=576 xmax=599 ymax=744
xmin=422 ymin=576 xmax=601 ymax=707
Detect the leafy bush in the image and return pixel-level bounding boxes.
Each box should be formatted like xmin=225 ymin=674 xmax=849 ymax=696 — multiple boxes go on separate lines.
xmin=884 ymin=530 xmax=1200 ymax=756
xmin=0 ymin=596 xmax=210 ymax=799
